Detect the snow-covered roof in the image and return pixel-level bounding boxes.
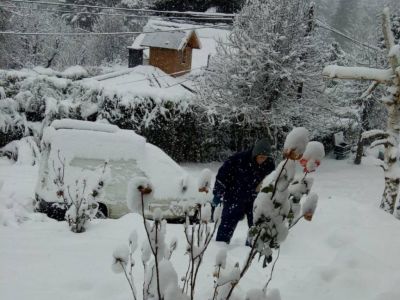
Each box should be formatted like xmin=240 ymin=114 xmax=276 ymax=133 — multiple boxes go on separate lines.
xmin=128 ymin=33 xmax=146 ymax=50
xmin=87 ymin=65 xmax=193 ymax=101
xmin=140 ymin=30 xmax=201 ymax=50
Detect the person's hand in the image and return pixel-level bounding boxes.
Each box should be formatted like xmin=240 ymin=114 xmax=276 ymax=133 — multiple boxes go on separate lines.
xmin=211 ymin=195 xmax=223 ymax=207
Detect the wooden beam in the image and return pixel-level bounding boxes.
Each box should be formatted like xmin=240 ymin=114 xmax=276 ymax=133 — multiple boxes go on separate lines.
xmin=322 ymin=65 xmax=393 ymax=83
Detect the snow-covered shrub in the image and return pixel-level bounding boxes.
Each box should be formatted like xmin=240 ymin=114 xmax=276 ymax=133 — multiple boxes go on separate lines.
xmin=114 ymin=172 xmax=224 ymax=300
xmin=0 ymin=136 xmax=40 ymax=165
xmin=52 ymin=153 xmax=108 ymax=233
xmin=117 ymin=176 xmax=183 ymax=299
xmin=0 ymin=67 xmax=341 ymax=162
xmin=61 ymin=66 xmax=88 ymax=80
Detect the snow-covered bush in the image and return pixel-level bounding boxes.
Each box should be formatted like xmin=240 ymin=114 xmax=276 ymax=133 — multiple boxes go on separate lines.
xmin=117 ymin=176 xmax=185 ymax=300
xmin=52 ymin=153 xmax=108 ymax=233
xmin=0 ymin=136 xmax=40 ymax=165
xmin=114 ymin=173 xmax=223 ymax=300
xmin=1 ymin=68 xmax=339 ymax=163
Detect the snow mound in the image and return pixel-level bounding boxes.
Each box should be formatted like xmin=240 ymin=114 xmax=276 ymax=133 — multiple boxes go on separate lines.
xmin=0 ymin=188 xmax=47 ymax=227
xmin=51 ymin=119 xmax=119 ymax=133
xmin=0 ymin=136 xmax=40 ymax=166
xmin=62 ymin=66 xmax=88 ymax=80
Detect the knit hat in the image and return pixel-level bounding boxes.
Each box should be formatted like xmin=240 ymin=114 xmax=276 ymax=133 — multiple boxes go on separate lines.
xmin=252 ymin=138 xmax=272 ymax=158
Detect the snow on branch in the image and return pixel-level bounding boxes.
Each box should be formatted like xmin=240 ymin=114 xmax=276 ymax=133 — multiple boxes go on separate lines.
xmin=361 ymin=129 xmax=389 ymax=141
xmin=323 ymin=65 xmax=393 ymax=83
xmin=371 ymin=138 xmax=396 ymax=149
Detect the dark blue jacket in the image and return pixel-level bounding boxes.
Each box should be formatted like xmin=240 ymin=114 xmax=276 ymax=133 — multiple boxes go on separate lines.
xmin=213 ymin=149 xmax=275 ymax=207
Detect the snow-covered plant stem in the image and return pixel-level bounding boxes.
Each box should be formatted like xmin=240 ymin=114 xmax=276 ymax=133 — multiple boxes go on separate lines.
xmin=224 ymin=232 xmax=262 ymax=300
xmin=272 ymin=158 xmax=290 ymax=198
xmin=120 ymin=260 xmax=137 ymax=300
xmin=52 ymin=150 xmax=67 ymax=203
xmin=262 ymin=247 xmax=281 ymax=293
xmin=140 ymin=190 xmax=162 ymax=300
xmin=182 ymin=204 xmax=220 ymax=300
xmin=211 ymin=265 xmax=221 ymax=300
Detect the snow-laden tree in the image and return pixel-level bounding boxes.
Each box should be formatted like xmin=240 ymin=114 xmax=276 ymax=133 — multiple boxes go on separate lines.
xmin=1 ymin=10 xmax=73 ymax=69
xmin=0 ymin=7 xmax=10 ymax=68
xmin=61 ymin=0 xmax=118 ymax=30
xmin=84 ymin=11 xmax=134 ymax=65
xmin=197 ymin=0 xmax=337 ymax=145
xmin=121 ymin=0 xmax=150 ymax=9
xmin=323 ymin=7 xmax=400 ymax=217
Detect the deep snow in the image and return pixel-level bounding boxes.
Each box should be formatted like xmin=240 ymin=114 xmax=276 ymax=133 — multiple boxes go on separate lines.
xmin=1 ymin=156 xmax=400 ymax=300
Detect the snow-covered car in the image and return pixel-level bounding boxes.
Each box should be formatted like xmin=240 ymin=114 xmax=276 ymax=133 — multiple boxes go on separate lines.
xmin=34 ymin=119 xmax=204 ymax=221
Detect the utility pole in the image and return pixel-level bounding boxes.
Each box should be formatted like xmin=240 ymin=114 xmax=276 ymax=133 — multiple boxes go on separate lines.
xmin=323 ymin=7 xmax=400 ymax=218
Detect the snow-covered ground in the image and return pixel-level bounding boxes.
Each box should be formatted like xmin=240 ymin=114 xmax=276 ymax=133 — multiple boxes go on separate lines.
xmin=1 ymin=156 xmax=400 ymax=300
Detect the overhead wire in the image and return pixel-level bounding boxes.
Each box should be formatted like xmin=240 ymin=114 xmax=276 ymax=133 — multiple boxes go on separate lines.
xmin=315 ymin=19 xmax=381 ymax=52
xmin=0 ymin=23 xmax=231 ymax=36
xmin=0 ymin=3 xmax=234 ymax=21
xmin=7 ymin=0 xmax=235 ymax=18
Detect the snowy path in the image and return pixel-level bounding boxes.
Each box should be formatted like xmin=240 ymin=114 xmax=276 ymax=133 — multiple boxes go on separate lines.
xmin=1 ymin=157 xmax=400 ymax=300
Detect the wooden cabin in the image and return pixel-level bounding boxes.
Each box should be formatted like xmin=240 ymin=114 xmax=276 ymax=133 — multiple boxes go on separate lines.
xmin=129 ymin=30 xmax=201 ymax=76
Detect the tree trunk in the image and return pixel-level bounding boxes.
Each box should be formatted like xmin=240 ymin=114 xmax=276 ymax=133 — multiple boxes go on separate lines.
xmin=380 ymin=9 xmax=400 ymax=217
xmin=353 ymin=133 xmax=363 ymax=165
xmin=354 ymin=97 xmax=373 ymax=165
xmin=381 ymin=177 xmax=400 ymax=214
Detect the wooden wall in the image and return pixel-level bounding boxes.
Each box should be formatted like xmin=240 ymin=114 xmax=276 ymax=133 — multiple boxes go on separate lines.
xmin=149 ymin=47 xmax=193 ymax=76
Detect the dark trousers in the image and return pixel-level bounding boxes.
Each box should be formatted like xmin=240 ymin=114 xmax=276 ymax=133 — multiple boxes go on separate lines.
xmin=216 ymin=202 xmax=253 ymax=244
